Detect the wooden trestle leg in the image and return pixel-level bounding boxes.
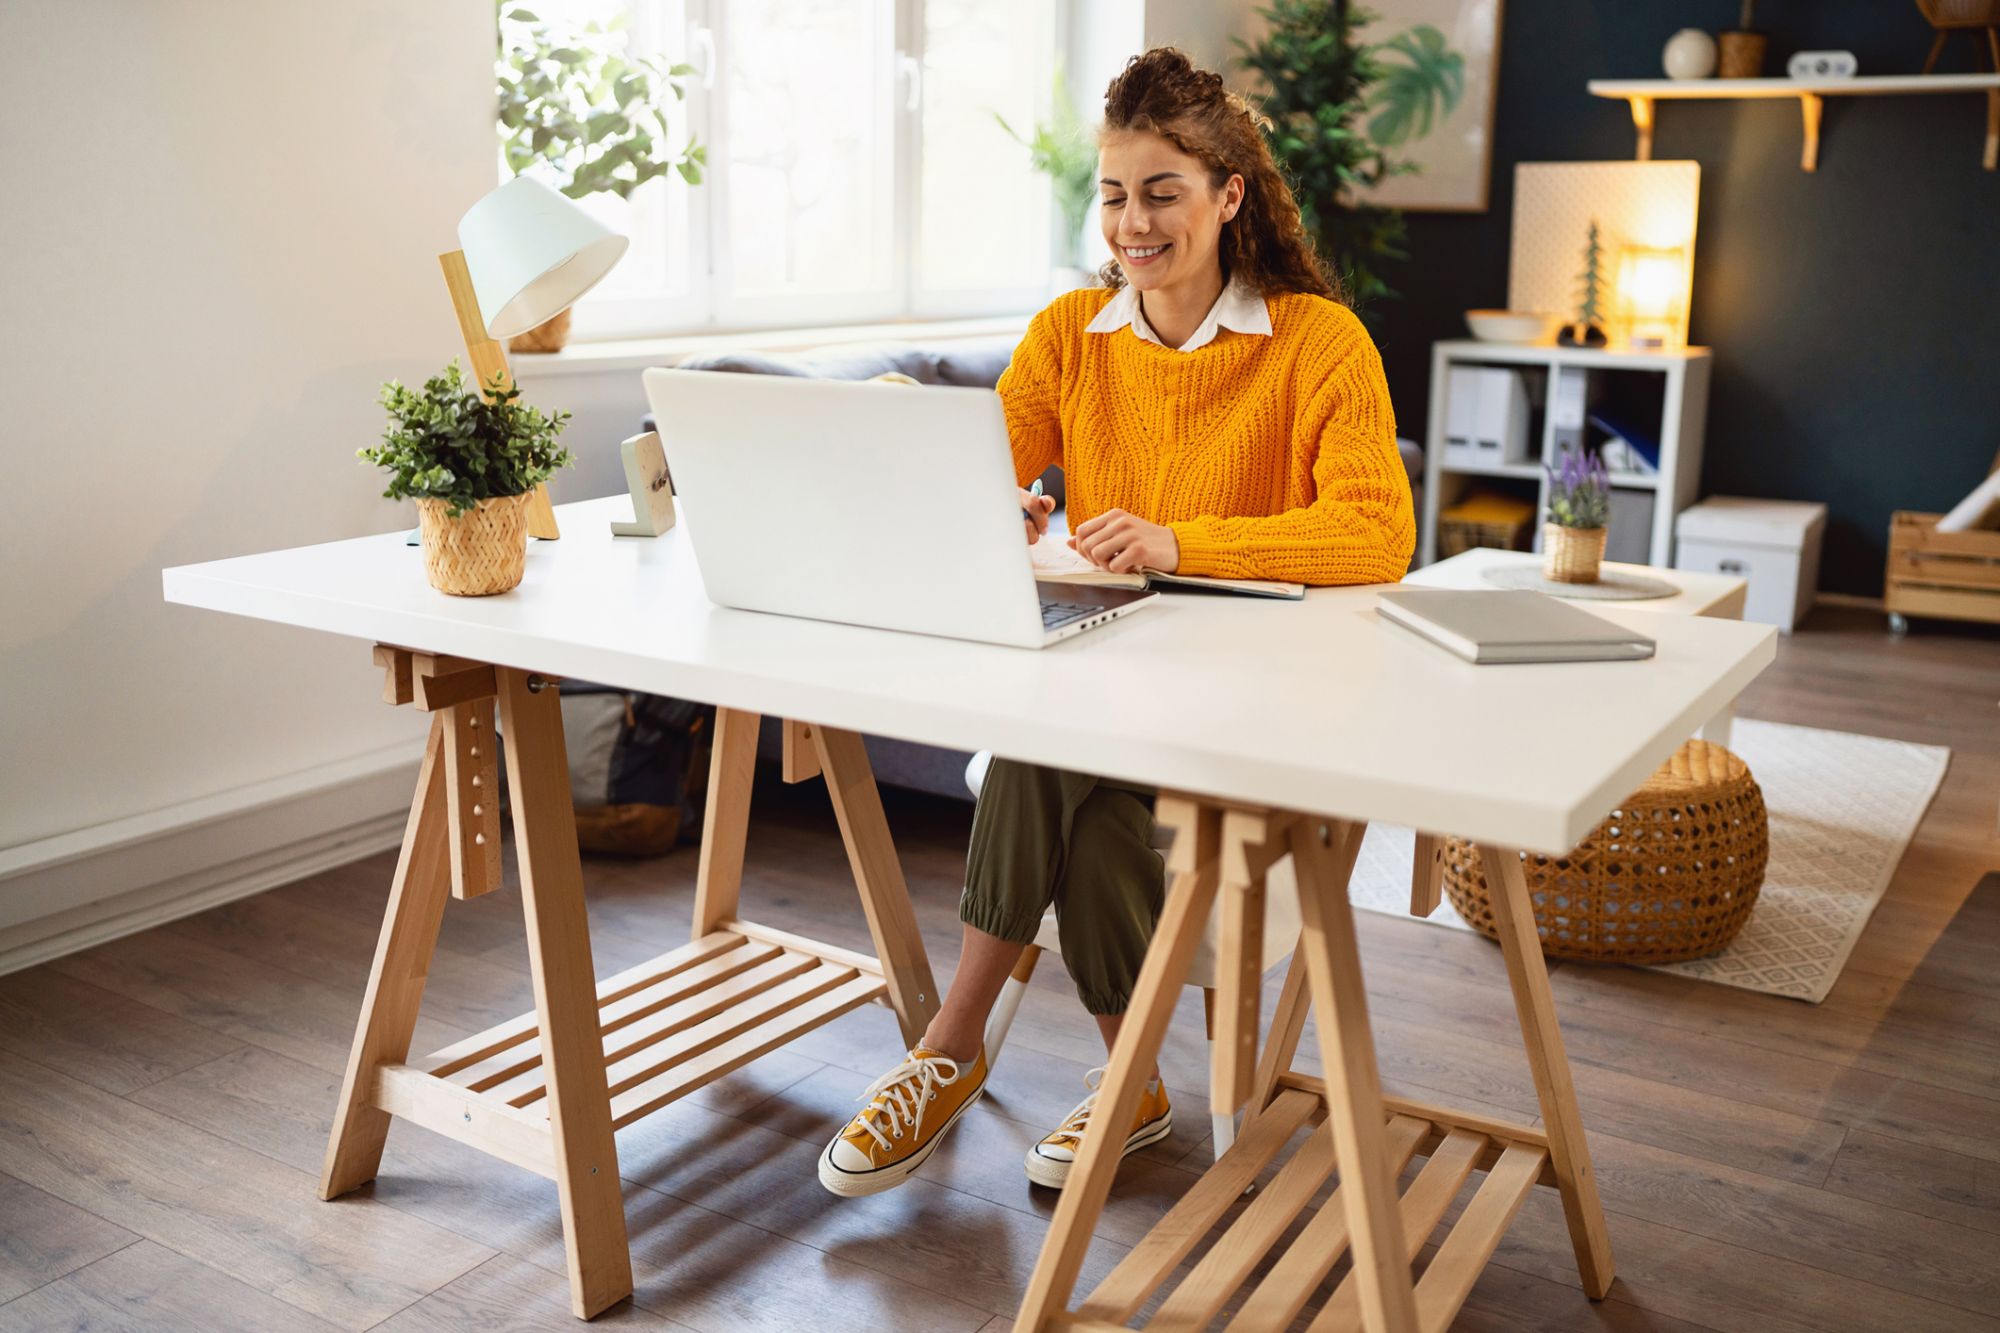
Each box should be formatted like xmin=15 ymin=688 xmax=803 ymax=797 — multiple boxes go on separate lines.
xmin=1478 ymin=844 xmax=1616 ymax=1298
xmin=1010 ymin=803 xmax=1613 ymax=1333
xmin=319 ymin=714 xmax=454 ymax=1200
xmin=495 ymin=667 xmax=632 ymax=1317
xmin=321 ymin=665 xmax=942 ymax=1321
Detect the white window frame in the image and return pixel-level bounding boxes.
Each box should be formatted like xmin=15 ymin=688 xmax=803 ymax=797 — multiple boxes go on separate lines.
xmin=563 ymin=0 xmax=1072 ymax=343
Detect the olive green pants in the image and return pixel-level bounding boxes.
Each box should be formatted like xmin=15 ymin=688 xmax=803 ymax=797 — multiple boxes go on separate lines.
xmin=960 ymin=757 xmax=1164 ymax=1016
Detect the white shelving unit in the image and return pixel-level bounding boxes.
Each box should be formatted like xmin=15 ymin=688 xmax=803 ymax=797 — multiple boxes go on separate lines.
xmin=1418 ymin=340 xmax=1712 ymax=569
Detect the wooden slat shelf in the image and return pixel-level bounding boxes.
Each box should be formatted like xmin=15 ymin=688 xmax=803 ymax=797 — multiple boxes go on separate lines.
xmin=383 ymin=921 xmax=889 ymax=1155
xmin=1588 ymin=73 xmax=2000 ymax=171
xmin=1059 ymin=1085 xmax=1554 ymax=1333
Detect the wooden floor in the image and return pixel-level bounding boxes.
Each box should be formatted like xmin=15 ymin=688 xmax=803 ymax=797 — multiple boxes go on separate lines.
xmin=1 ymin=606 xmax=1996 ymax=1332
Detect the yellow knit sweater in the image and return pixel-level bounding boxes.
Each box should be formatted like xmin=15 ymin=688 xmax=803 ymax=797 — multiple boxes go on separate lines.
xmin=997 ymin=286 xmax=1414 ymax=585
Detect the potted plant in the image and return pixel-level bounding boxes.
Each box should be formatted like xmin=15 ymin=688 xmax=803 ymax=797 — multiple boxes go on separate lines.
xmin=359 ymin=362 xmax=574 ymax=596
xmin=1544 ymin=449 xmax=1611 ymax=584
xmin=1717 ymin=0 xmax=1766 ymax=78
xmin=1236 ymin=1 xmax=1456 ymax=326
xmin=995 ymin=67 xmax=1099 ymax=291
xmin=496 ymin=2 xmax=704 ymax=352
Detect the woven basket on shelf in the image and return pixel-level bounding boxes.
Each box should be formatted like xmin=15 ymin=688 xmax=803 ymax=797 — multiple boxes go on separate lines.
xmin=1443 ymin=739 xmax=1769 ymax=965
xmin=416 ymin=492 xmax=532 ymax=596
xmin=1543 ymin=522 xmax=1607 ymax=583
xmin=1439 ymin=492 xmax=1536 ymax=557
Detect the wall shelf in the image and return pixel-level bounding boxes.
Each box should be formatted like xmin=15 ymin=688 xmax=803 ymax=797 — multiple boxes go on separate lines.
xmin=1587 ymin=74 xmax=2000 ymax=172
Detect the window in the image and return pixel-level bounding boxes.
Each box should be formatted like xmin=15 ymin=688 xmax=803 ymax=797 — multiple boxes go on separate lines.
xmin=530 ymin=0 xmax=1071 ymax=340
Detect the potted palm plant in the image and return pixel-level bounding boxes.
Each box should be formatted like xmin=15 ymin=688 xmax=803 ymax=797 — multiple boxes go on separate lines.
xmin=360 ymin=362 xmax=574 ymax=596
xmin=496 ymin=2 xmax=704 ymax=352
xmin=1544 ymin=450 xmax=1612 ymax=584
xmin=1236 ymin=1 xmax=1461 ymax=324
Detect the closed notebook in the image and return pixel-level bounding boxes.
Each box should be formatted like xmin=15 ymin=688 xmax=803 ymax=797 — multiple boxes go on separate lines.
xmin=1030 ymin=535 xmax=1304 ymax=600
xmin=1376 ymin=588 xmax=1656 ymax=664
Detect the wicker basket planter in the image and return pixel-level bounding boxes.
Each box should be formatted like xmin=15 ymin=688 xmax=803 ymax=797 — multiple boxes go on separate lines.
xmin=1442 ymin=739 xmax=1769 ymax=964
xmin=507 ymin=306 xmax=573 ymax=354
xmin=416 ymin=492 xmax=533 ymax=596
xmin=1543 ymin=522 xmax=1607 ymax=583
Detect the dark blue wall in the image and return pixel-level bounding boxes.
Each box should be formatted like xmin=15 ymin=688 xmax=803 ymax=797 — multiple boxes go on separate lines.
xmin=1375 ymin=2 xmax=2000 ymax=595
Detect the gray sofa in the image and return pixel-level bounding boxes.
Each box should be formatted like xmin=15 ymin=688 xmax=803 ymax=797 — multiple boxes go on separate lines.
xmin=644 ymin=336 xmax=1421 ymax=800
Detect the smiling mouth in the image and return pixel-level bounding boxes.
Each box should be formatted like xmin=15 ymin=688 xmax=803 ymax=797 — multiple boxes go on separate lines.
xmin=1122 ymin=243 xmax=1170 ymax=264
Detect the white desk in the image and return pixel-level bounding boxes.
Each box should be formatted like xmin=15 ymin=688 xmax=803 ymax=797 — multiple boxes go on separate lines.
xmin=164 ymin=495 xmax=1776 ymax=1330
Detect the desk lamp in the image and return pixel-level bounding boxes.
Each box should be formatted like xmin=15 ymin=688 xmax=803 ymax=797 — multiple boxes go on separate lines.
xmin=439 ymin=176 xmax=629 ymax=539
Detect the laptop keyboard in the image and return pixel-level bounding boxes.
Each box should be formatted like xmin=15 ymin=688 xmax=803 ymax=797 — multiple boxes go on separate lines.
xmin=1040 ymin=598 xmax=1098 ymax=631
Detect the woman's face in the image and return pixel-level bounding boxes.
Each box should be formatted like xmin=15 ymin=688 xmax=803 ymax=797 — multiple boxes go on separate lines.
xmin=1097 ymin=129 xmax=1242 ymax=294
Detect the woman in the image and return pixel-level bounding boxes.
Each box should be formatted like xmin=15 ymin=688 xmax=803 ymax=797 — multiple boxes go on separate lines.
xmin=818 ymin=47 xmax=1413 ymax=1198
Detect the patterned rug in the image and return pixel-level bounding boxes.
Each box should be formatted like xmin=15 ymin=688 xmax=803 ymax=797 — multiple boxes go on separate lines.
xmin=1346 ymin=719 xmax=1950 ymax=1002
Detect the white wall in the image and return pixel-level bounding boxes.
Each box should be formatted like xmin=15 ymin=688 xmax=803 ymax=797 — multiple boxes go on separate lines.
xmin=0 ymin=1 xmax=495 ymax=964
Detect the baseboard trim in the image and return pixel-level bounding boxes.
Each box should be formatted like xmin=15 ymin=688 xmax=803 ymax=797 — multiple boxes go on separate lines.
xmin=0 ymin=741 xmax=426 ymax=976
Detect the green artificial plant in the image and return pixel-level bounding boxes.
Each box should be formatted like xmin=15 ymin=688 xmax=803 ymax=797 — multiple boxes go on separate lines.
xmin=497 ymin=2 xmax=705 ymax=199
xmin=359 ymin=362 xmax=573 ymax=519
xmin=1236 ymin=0 xmax=1463 ymax=322
xmin=995 ymin=67 xmax=1099 ymax=269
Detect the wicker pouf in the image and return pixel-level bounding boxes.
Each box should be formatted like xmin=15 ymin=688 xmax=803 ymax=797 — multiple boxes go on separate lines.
xmin=1443 ymin=739 xmax=1768 ymax=964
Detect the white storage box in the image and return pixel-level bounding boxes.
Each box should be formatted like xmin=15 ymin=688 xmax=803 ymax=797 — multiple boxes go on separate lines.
xmin=1442 ymin=366 xmax=1531 ymax=469
xmin=1675 ymin=496 xmax=1827 ymax=632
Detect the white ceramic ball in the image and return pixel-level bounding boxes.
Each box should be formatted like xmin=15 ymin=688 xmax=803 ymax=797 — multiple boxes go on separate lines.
xmin=1663 ymin=28 xmax=1717 ymax=79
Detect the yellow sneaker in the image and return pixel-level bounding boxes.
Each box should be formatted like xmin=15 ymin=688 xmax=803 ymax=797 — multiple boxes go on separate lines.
xmin=818 ymin=1046 xmax=987 ymax=1197
xmin=1024 ymin=1066 xmax=1173 ymax=1189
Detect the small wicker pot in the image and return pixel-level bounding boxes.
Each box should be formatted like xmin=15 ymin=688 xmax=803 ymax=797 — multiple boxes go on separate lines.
xmin=1442 ymin=739 xmax=1769 ymax=964
xmin=416 ymin=493 xmax=532 ymax=596
xmin=1716 ymin=29 xmax=1767 ymax=77
xmin=507 ymin=306 xmax=572 ymax=354
xmin=1543 ymin=522 xmax=1607 ymax=583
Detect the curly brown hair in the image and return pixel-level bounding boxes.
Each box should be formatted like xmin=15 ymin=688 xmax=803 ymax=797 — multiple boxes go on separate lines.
xmin=1096 ymin=47 xmax=1338 ymax=304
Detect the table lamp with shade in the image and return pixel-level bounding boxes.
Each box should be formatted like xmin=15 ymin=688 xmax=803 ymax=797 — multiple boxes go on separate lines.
xmin=437 ymin=175 xmax=629 ymax=540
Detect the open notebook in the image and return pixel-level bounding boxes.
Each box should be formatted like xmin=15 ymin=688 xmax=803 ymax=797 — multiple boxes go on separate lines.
xmin=1031 ymin=537 xmax=1304 ymax=600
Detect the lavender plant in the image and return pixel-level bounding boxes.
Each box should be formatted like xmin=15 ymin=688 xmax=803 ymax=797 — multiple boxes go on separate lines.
xmin=1546 ymin=450 xmax=1611 ymax=529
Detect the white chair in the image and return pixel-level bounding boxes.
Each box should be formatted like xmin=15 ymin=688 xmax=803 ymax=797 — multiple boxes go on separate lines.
xmin=965 ymin=752 xmax=1302 ymax=1157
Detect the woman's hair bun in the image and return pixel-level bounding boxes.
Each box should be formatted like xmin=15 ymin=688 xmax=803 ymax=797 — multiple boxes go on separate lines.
xmin=1104 ymin=47 xmax=1227 ymax=124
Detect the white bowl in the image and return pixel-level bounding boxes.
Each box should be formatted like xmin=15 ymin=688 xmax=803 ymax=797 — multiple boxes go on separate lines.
xmin=1465 ymin=309 xmax=1563 ymax=344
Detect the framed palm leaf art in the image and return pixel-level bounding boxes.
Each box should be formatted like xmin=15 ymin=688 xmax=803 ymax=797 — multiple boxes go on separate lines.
xmin=1352 ymin=0 xmax=1504 ymax=213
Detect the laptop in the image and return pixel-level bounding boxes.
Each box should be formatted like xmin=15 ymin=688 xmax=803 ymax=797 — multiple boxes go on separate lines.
xmin=640 ymin=368 xmax=1158 ymax=648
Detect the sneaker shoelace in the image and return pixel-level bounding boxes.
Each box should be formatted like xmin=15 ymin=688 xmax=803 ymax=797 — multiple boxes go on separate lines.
xmin=852 ymin=1050 xmax=964 ymax=1153
xmin=1044 ymin=1066 xmax=1109 ymax=1149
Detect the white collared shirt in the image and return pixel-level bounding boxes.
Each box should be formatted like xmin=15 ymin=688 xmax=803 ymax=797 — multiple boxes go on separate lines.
xmin=1084 ymin=274 xmax=1273 ymax=352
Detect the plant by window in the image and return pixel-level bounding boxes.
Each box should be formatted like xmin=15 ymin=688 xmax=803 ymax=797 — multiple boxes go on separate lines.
xmin=1546 ymin=449 xmax=1611 ymax=530
xmin=359 ymin=362 xmax=573 ymax=519
xmin=497 ymin=2 xmax=704 ymax=200
xmin=994 ymin=67 xmax=1098 ymax=269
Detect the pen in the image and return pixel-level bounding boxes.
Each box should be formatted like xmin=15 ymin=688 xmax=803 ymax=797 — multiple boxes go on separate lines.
xmin=1021 ymin=477 xmax=1044 ymax=523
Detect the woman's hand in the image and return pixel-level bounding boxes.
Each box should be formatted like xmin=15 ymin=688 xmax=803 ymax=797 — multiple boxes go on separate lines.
xmin=1020 ymin=487 xmax=1056 ymax=544
xmin=1071 ymin=509 xmax=1179 ymax=574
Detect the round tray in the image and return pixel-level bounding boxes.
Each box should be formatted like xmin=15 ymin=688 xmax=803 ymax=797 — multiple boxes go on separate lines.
xmin=1481 ymin=564 xmax=1680 ymax=601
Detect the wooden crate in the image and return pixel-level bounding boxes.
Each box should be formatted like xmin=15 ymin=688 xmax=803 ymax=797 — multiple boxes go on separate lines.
xmin=1884 ymin=511 xmax=2000 ymax=627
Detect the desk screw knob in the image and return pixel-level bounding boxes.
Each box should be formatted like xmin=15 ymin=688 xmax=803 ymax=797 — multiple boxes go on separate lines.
xmin=526 ymin=674 xmax=554 ymax=693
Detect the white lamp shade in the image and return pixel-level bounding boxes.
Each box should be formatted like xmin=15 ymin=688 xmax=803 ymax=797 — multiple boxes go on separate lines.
xmin=456 ymin=176 xmax=629 ymax=338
